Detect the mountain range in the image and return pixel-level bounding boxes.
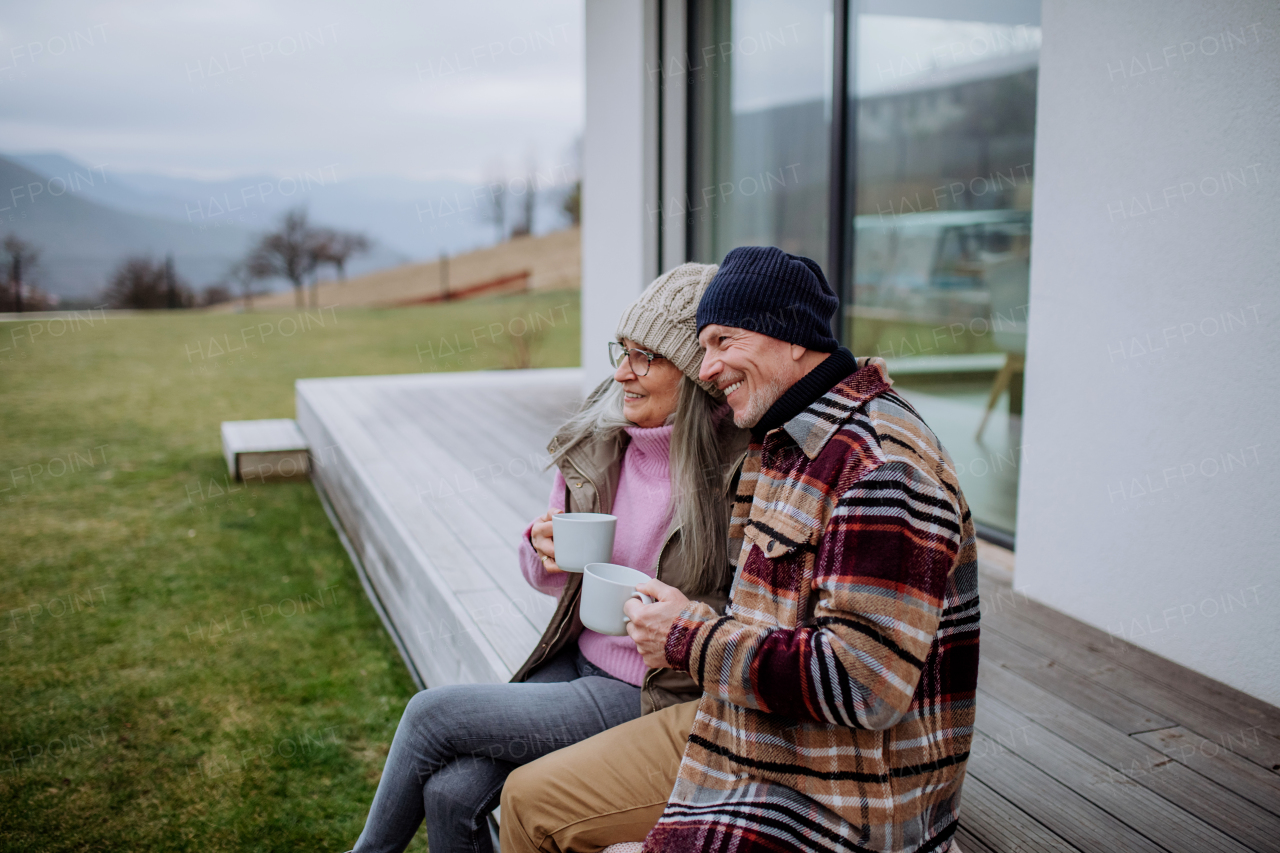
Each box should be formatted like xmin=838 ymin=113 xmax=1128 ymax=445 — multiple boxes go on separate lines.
xmin=1 ymin=152 xmax=575 ymax=302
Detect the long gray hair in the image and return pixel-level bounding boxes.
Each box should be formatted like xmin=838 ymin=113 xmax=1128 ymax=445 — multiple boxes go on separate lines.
xmin=550 ymin=378 xmax=732 ymax=596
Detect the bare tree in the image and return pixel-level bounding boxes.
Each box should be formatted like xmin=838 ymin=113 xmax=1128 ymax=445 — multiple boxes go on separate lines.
xmin=224 ymin=261 xmax=261 ymax=312
xmin=105 ymin=256 xmax=194 ymax=309
xmin=482 ymin=164 xmax=509 ymax=243
xmin=561 ymin=180 xmax=581 ymax=227
xmin=561 ymin=136 xmax=582 ymax=228
xmin=3 ymin=235 xmax=40 ymax=313
xmin=248 ymin=208 xmax=322 ymax=308
xmin=314 ymin=229 xmax=370 ymax=282
xmin=511 ymin=154 xmax=537 ymax=238
xmin=164 ymin=254 xmax=179 ymax=309
xmin=200 ymin=284 xmax=233 ymax=307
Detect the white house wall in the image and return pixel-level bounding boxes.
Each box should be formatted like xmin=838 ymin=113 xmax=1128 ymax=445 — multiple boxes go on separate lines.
xmin=1017 ymin=0 xmax=1279 ymax=704
xmin=582 ymin=0 xmax=660 ymax=390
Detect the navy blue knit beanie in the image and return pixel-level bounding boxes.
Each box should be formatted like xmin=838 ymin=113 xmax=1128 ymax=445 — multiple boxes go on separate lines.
xmin=696 ymin=246 xmax=839 ymax=352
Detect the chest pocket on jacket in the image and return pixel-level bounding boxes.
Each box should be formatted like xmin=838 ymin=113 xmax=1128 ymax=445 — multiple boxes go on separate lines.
xmin=743 ymin=505 xmax=822 ymax=561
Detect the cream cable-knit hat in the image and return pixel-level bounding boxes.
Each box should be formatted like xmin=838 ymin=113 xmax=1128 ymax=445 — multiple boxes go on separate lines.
xmin=616 ymin=262 xmax=721 ymax=397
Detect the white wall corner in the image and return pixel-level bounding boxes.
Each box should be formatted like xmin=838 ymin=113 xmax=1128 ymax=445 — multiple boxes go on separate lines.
xmin=581 ymin=0 xmax=662 ymax=395
xmin=1015 ymin=0 xmax=1280 ymax=707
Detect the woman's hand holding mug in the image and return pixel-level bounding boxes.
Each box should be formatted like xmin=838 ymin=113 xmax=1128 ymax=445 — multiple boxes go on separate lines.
xmin=530 ymin=509 xmax=563 ymax=573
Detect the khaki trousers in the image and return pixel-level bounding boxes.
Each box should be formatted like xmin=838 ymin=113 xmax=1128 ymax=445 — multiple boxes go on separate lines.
xmin=499 ymin=699 xmax=699 ymax=853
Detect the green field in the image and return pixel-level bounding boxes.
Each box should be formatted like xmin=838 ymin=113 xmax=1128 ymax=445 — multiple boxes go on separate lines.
xmin=0 ymin=292 xmax=580 ymax=852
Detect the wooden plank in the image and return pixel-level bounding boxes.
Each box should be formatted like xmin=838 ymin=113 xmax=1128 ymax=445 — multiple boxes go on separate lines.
xmin=983 ymin=584 xmax=1280 ymax=768
xmin=979 ymin=660 xmax=1280 ymax=850
xmin=503 ymin=386 xmax=584 ymax=437
xmin=979 ymin=628 xmax=1175 ymax=734
xmin=343 ymin=367 xmax=579 ymax=394
xmin=366 ymin=384 xmax=560 ymax=596
xmin=454 ymin=382 xmax=573 ymax=460
xmin=296 ymin=384 xmax=506 ymax=686
xmin=375 ymin=401 xmax=540 ymax=538
xmin=294 ymin=369 xmax=583 ymax=687
xmin=297 ymin=385 xmax=511 ymax=687
xmin=335 ymin=383 xmax=555 ymax=666
xmin=347 ymin=383 xmax=552 ymax=607
xmin=454 ymin=589 xmax=549 ymax=673
xmin=301 ymin=385 xmax=501 ymax=598
xmin=451 ymin=377 xmax=578 ymax=434
xmin=953 ymin=827 xmax=995 ymax=853
xmin=1132 ymin=726 xmax=1280 ymax=818
xmin=494 ymin=377 xmax=585 ymax=426
xmin=363 ymin=381 xmax=550 ymax=524
xmin=983 ymin=577 xmax=1280 ymax=743
xmin=396 ymin=384 xmax=559 ymax=511
xmin=977 ymin=678 xmax=1267 ymax=852
xmin=454 ymin=381 xmax=575 ymax=450
xmin=343 ymin=383 xmax=534 ymax=554
xmin=958 ymin=775 xmax=1081 ymax=853
xmin=368 ymin=377 xmax=573 ymax=619
xmin=316 ymin=383 xmax=505 ymax=596
xmin=345 ymin=389 xmax=550 ymax=635
xmin=967 ymin=731 xmax=1165 ymax=853
xmin=235 ymin=449 xmax=309 ymax=481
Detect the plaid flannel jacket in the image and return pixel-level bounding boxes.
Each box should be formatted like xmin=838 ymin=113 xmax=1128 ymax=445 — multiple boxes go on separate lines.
xmin=649 ymin=358 xmax=980 ymax=853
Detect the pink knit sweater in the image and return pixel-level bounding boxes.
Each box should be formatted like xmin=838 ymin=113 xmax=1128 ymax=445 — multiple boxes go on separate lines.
xmin=519 ymin=424 xmax=674 ymax=686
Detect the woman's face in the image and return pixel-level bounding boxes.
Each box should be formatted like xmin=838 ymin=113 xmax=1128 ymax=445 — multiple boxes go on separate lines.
xmin=614 ymin=337 xmax=682 ymax=429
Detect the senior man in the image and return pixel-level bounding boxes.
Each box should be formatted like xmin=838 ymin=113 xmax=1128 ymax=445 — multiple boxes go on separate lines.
xmin=501 ymin=246 xmax=979 ymax=853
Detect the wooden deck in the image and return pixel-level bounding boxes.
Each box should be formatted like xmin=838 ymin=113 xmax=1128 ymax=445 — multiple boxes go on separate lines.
xmin=296 ymin=368 xmax=579 ymax=688
xmin=296 ymin=368 xmax=1280 ymax=853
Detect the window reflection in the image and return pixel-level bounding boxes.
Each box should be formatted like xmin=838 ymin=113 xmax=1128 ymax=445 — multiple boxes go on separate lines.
xmin=688 ymin=0 xmax=833 ymax=265
xmin=846 ymin=5 xmax=1041 ymax=535
xmin=686 ymin=0 xmax=1042 ymax=537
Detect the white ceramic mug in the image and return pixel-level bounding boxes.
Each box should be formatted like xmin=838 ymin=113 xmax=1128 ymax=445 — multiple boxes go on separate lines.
xmin=580 ymin=563 xmax=655 ymax=636
xmin=551 ymin=512 xmax=617 ymax=572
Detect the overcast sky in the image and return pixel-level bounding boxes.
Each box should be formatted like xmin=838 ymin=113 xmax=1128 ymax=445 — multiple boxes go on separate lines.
xmin=0 ymin=0 xmax=584 ymax=181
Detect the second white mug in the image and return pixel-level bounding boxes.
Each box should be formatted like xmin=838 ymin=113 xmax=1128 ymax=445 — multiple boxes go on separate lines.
xmin=580 ymin=562 xmax=654 ymax=636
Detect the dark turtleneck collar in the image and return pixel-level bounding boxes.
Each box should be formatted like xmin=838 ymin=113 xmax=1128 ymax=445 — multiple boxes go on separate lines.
xmin=751 ymin=347 xmax=858 ymax=439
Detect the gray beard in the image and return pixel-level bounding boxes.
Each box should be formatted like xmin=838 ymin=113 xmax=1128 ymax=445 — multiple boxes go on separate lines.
xmin=733 ymin=376 xmax=789 ymax=429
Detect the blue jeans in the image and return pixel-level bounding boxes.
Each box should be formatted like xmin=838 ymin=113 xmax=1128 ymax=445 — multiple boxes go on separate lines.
xmin=350 ymin=645 xmax=641 ymax=853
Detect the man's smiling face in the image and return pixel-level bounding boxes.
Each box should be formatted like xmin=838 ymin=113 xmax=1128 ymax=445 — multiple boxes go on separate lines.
xmin=696 ymin=324 xmax=795 ymax=429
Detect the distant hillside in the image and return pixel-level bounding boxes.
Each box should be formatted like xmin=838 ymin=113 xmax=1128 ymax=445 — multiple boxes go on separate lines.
xmin=0 ymin=155 xmax=257 ymax=299
xmin=6 ymin=151 xmax=579 ymax=293
xmin=7 ymin=152 xmax=195 ymax=222
xmin=218 ymin=227 xmax=580 ymax=311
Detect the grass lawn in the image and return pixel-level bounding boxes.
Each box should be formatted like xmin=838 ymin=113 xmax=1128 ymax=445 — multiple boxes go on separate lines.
xmin=0 ymin=291 xmax=580 ymax=852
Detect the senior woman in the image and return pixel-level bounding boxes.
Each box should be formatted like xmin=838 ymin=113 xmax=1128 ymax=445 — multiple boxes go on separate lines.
xmin=347 ymin=263 xmax=748 ymax=853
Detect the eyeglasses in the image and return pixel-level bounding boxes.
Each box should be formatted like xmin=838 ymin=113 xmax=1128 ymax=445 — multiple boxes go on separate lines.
xmin=608 ymin=341 xmax=665 ymax=377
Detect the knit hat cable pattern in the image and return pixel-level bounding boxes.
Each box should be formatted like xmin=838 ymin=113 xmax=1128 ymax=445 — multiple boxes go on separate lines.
xmin=616 ymin=262 xmax=721 ymax=397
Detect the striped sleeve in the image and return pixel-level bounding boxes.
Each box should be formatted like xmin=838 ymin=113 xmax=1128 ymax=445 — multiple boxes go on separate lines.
xmin=665 ymin=460 xmax=962 ymax=727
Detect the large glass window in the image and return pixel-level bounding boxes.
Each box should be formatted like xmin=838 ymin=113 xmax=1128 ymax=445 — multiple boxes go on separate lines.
xmin=685 ymin=0 xmax=1039 ymax=538
xmin=844 ymin=2 xmax=1040 ymax=537
xmin=687 ymin=0 xmax=834 ymax=265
